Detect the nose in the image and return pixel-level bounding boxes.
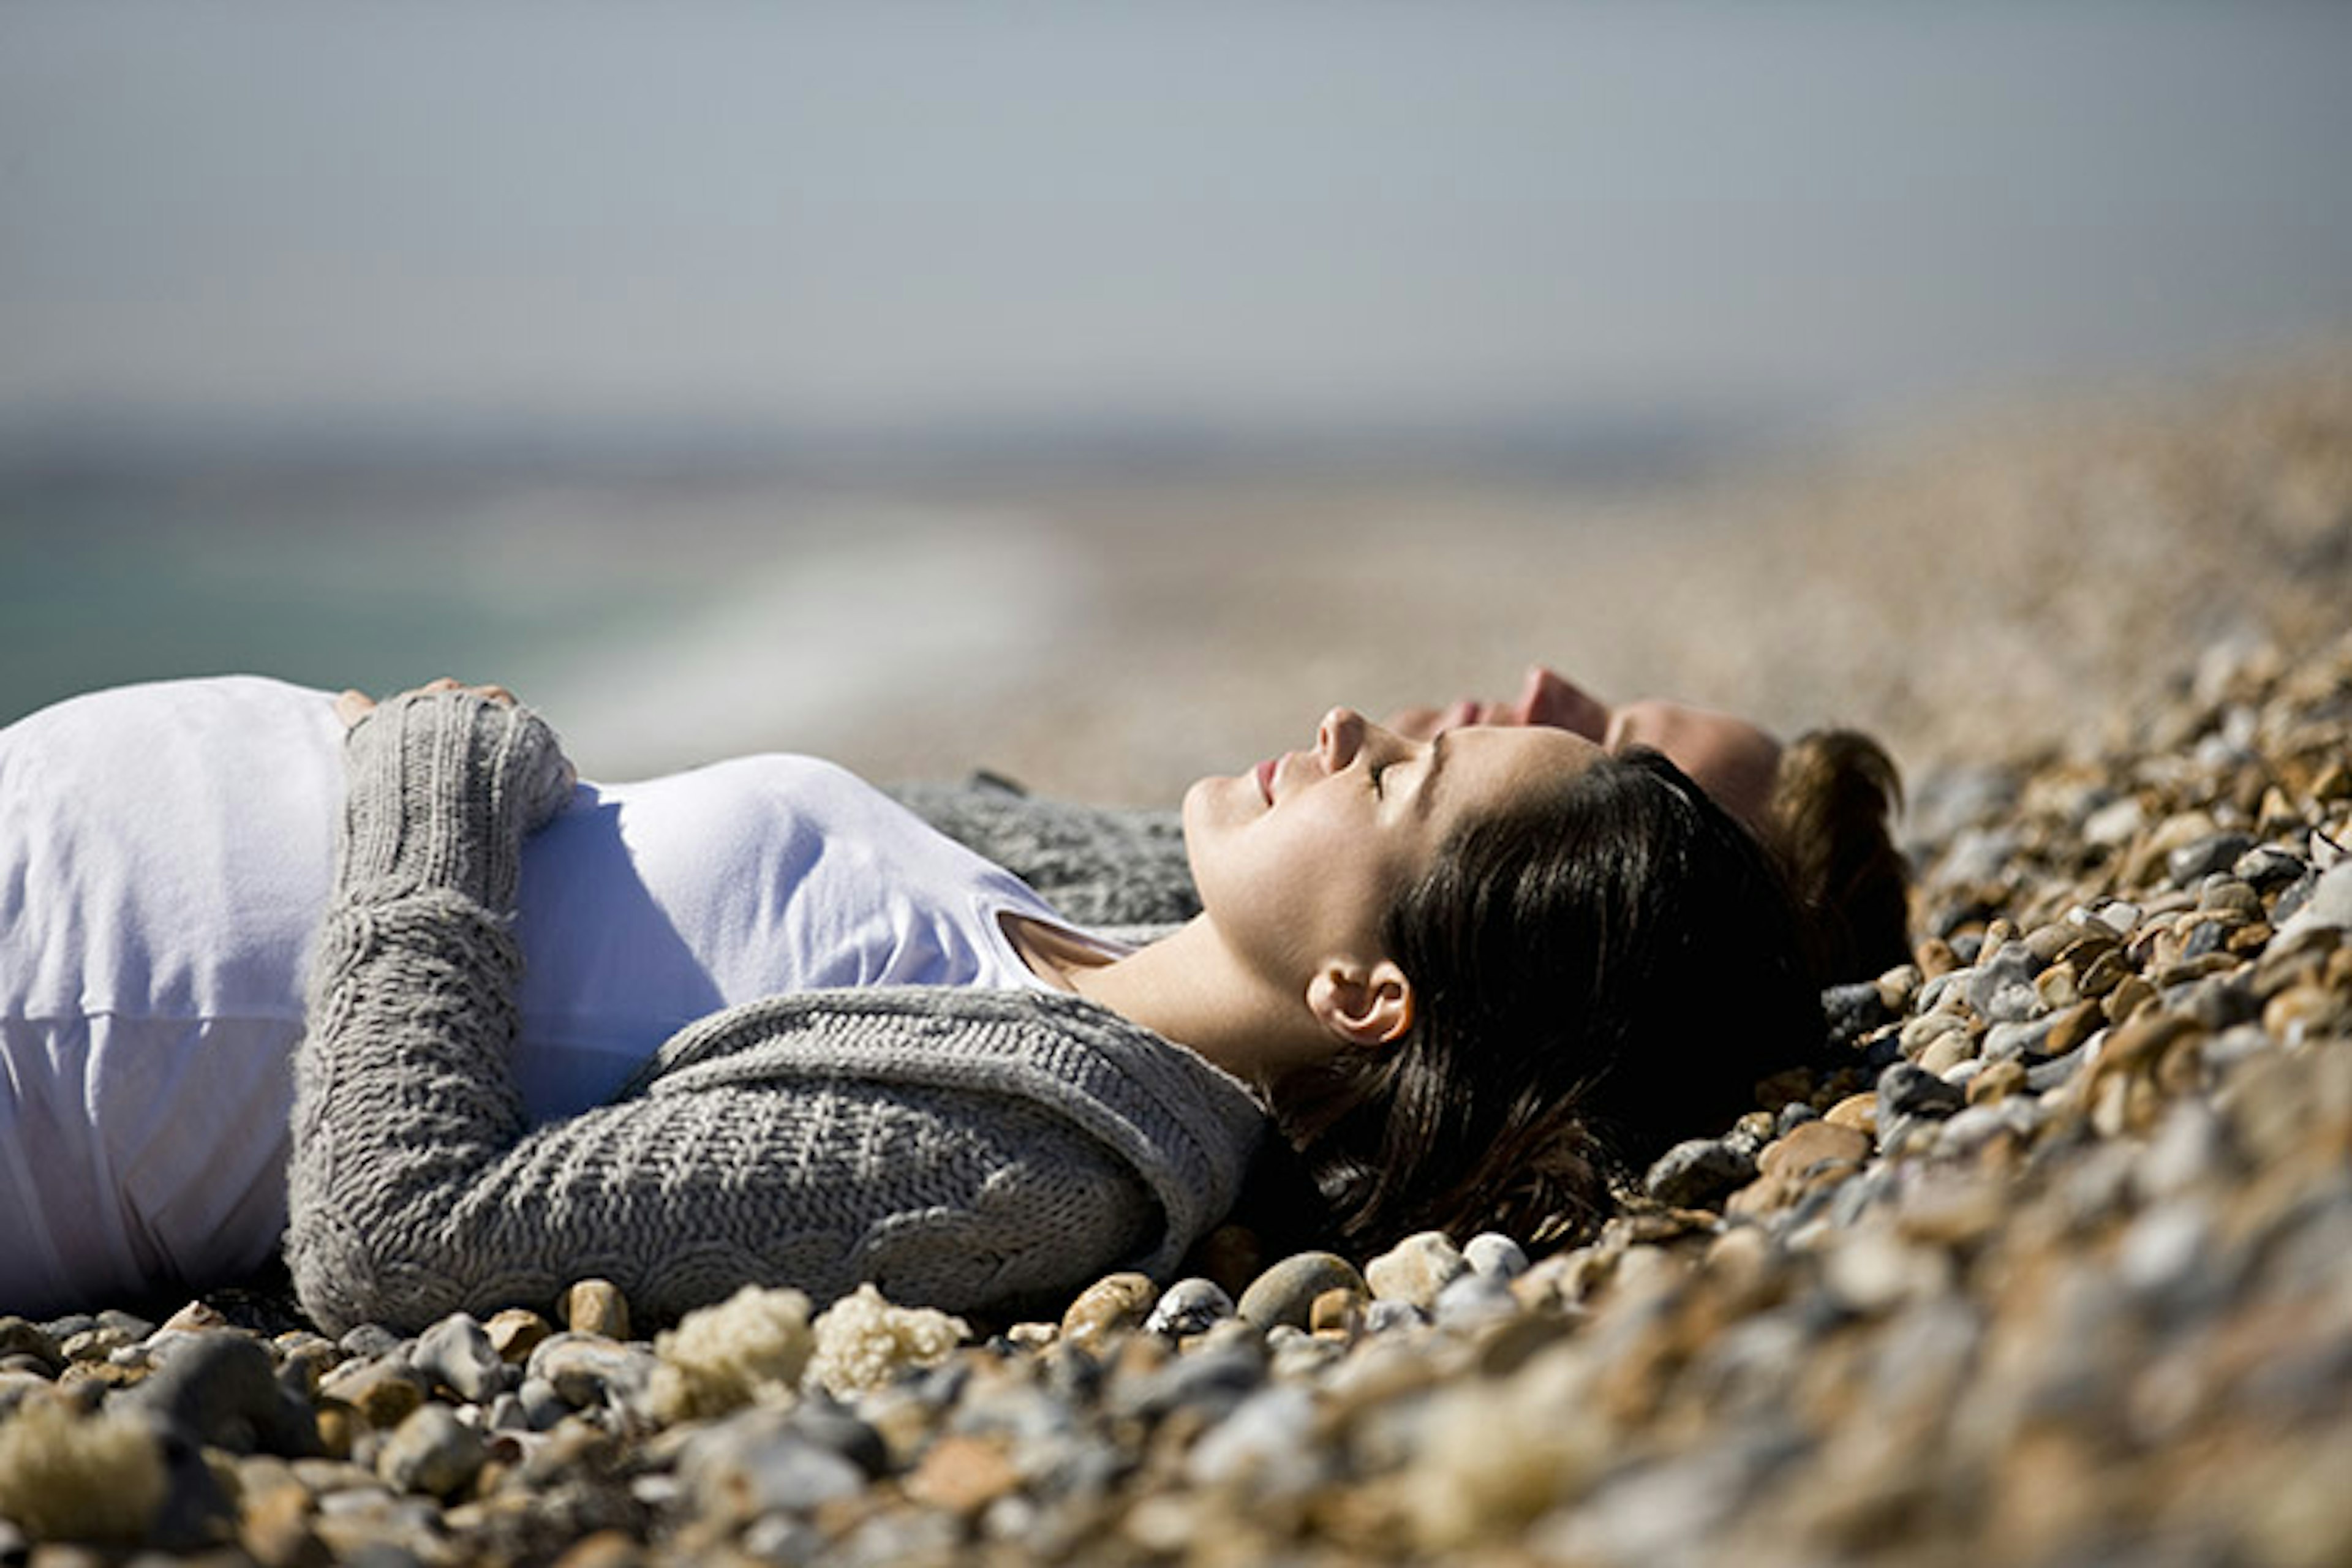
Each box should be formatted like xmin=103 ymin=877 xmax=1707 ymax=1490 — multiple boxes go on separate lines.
xmin=1316 ymin=707 xmax=1366 ymax=771
xmin=1319 ymin=707 xmax=1418 ymax=777
xmin=1521 ymin=666 xmax=1611 ymax=741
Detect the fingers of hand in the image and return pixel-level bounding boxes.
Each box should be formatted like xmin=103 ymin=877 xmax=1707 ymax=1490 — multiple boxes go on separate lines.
xmin=414 ymin=677 xmax=515 ymax=704
xmin=337 ymin=680 xmax=518 ymax=731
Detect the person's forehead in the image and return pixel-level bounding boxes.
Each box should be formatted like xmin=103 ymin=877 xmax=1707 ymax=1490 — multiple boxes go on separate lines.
xmin=1616 ymin=699 xmax=1777 ymax=755
xmin=1442 ymin=723 xmax=1599 ymax=799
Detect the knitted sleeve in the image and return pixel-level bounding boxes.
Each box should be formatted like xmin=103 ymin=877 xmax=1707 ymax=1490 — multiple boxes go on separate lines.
xmin=284 ymin=693 xmax=1221 ymax=1336
xmin=886 ymin=775 xmax=1200 ymax=927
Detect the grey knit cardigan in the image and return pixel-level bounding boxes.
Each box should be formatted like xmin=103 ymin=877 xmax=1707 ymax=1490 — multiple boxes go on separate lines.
xmin=285 ymin=692 xmax=1268 ymax=1336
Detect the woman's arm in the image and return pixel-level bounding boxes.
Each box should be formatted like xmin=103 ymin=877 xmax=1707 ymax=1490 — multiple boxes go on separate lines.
xmin=284 ymin=689 xmax=1233 ymax=1336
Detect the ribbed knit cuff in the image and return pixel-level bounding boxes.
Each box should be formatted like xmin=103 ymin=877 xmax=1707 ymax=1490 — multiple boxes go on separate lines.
xmin=336 ymin=689 xmax=574 ymax=909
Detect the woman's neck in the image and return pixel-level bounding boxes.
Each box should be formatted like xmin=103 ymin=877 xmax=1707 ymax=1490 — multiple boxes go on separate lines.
xmin=1006 ymin=913 xmax=1311 ymax=1095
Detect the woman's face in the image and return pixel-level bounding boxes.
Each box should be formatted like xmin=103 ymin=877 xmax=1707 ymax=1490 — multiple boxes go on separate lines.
xmin=1183 ymin=707 xmax=1599 ymax=993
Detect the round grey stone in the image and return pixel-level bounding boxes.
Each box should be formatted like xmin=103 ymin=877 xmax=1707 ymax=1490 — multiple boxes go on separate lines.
xmin=2167 ymin=831 xmax=2256 ymax=887
xmin=1463 ymin=1232 xmax=1530 ymax=1281
xmin=413 ymin=1313 xmax=513 ymax=1404
xmin=1235 ymin=1251 xmax=1367 ymax=1332
xmin=1643 ymin=1138 xmax=1758 ymax=1209
xmin=378 ymin=1404 xmax=488 ymax=1499
xmin=1878 ymin=1060 xmax=1967 ymax=1121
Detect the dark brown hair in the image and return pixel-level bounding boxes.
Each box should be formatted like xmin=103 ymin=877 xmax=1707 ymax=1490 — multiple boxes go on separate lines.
xmin=1262 ymin=748 xmax=1825 ymax=1255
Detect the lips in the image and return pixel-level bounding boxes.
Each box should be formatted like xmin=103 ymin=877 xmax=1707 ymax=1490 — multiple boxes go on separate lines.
xmin=1256 ymin=757 xmax=1277 ymax=805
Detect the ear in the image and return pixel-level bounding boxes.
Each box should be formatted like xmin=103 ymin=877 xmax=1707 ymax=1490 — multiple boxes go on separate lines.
xmin=1306 ymin=959 xmax=1415 ymax=1048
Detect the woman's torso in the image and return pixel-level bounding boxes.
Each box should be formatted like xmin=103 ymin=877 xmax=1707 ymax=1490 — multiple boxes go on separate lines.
xmin=0 ymin=675 xmax=1071 ymax=1305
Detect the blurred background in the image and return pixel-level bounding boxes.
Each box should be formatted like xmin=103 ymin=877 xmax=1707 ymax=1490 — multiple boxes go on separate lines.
xmin=5 ymin=2 xmax=2350 ymax=799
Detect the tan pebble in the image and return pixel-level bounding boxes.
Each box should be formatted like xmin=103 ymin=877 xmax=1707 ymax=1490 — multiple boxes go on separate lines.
xmin=157 ymin=1300 xmax=228 ymax=1336
xmin=1725 ymin=1174 xmax=1795 ymax=1219
xmin=2042 ymin=1000 xmax=2104 ymax=1057
xmin=1966 ymin=1059 xmax=2030 ymax=1106
xmin=2152 ymin=952 xmax=2240 ymax=989
xmin=1310 ymin=1287 xmax=1366 ymax=1338
xmin=311 ymin=1402 xmax=360 ymax=1461
xmin=1823 ymin=1093 xmax=1877 ymax=1133
xmin=485 ymin=1309 xmax=552 ymax=1365
xmin=1735 ymin=1109 xmax=1776 ymax=1143
xmin=317 ymin=1360 xmax=428 ymax=1431
xmin=1758 ymin=1120 xmax=1872 ymax=1182
xmin=2227 ymin=921 xmax=2275 ymax=956
xmin=1109 ymin=1332 xmax=1170 ymax=1381
xmin=2094 ymin=1012 xmax=2206 ymax=1098
xmin=1060 ymin=1272 xmax=1158 ymax=1351
xmin=548 ymin=1529 xmax=647 ymax=1568
xmin=2078 ymin=947 xmax=2133 ymax=997
xmin=2258 ymin=786 xmax=2301 ymax=836
xmin=2056 ymin=928 xmax=2119 ymax=967
xmin=237 ymin=1460 xmax=316 ymax=1568
xmin=905 ymin=1433 xmax=1023 ymax=1515
xmin=1365 ymin=1231 xmax=1468 ymax=1311
xmin=0 ymin=1394 xmax=167 ymax=1545
xmin=1918 ymin=1033 xmax=1975 ymax=1077
xmin=2265 ymin=984 xmax=2349 ymax=1039
xmin=1894 ymin=1177 xmax=2005 ymax=1247
xmin=2252 ymin=929 xmax=2337 ymax=996
xmin=1875 ymin=963 xmax=1922 ymax=1012
xmin=2024 ymin=922 xmax=2075 ymax=963
xmin=1004 ymin=1322 xmax=1058 ymax=1351
xmin=560 ymin=1280 xmax=630 ymax=1341
xmin=2104 ymin=974 xmax=2158 ymax=1024
xmin=808 ymin=1284 xmax=968 ymax=1396
xmin=1901 ymin=1009 xmax=1967 ymax=1057
xmin=1915 ymin=937 xmax=1959 ymax=979
xmin=2034 ymin=962 xmax=2081 ymax=1010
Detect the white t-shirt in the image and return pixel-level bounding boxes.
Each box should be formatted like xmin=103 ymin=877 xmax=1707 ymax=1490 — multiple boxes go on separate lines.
xmin=0 ymin=676 xmax=1089 ymax=1312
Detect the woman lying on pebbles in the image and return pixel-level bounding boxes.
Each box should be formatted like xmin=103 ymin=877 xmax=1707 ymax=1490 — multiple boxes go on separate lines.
xmin=0 ymin=670 xmax=1904 ymax=1335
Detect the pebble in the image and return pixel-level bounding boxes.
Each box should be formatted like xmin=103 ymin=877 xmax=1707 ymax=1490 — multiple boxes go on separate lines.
xmin=1643 ymin=1137 xmax=1758 ymax=1209
xmin=526 ymin=1333 xmax=657 ymax=1417
xmin=1876 ymin=1060 xmax=1967 ymax=1121
xmin=413 ymin=1313 xmax=511 ymax=1405
xmin=484 ymin=1309 xmax=553 ymax=1366
xmin=1236 ymin=1252 xmax=1368 ymax=1332
xmin=677 ymin=1409 xmax=865 ymax=1519
xmin=1142 ymin=1278 xmax=1236 ymax=1340
xmin=124 ymin=1330 xmax=322 ymax=1458
xmin=377 ymin=1404 xmax=487 ymax=1499
xmin=559 ymin=1280 xmax=631 ymax=1343
xmin=1760 ymin=1120 xmax=1872 ymax=1182
xmin=1463 ymin=1232 xmax=1530 ymax=1281
xmin=1365 ymin=1232 xmax=1469 ymax=1311
xmin=1058 ymin=1273 xmax=1158 ymax=1351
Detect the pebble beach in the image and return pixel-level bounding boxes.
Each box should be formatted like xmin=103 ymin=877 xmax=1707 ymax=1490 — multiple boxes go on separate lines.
xmin=6 ymin=352 xmax=2352 ymax=1566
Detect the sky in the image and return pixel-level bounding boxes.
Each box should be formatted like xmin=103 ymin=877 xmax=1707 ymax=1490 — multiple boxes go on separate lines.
xmin=4 ymin=1 xmax=2351 ymax=454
